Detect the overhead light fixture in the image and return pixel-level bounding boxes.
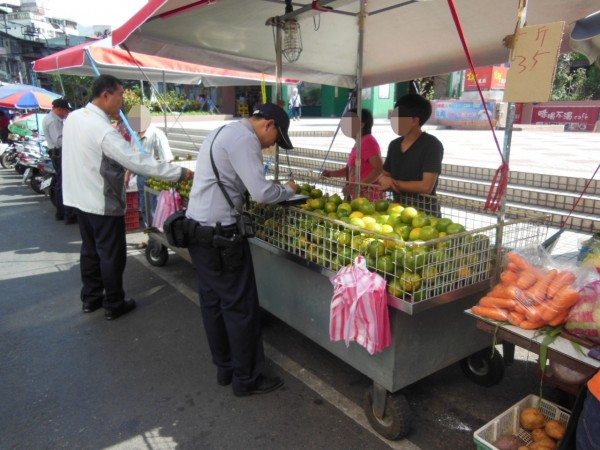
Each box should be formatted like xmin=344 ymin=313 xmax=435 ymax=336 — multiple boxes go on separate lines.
xmin=282 ymin=19 xmax=302 ymax=63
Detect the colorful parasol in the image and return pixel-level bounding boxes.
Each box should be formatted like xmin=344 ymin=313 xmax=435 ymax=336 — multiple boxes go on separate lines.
xmin=0 ymin=84 xmax=60 ymax=110
xmin=8 ymin=113 xmax=49 ymax=137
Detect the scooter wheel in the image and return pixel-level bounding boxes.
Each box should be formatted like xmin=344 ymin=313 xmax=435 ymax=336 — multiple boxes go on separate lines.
xmin=30 ymin=176 xmax=44 ymax=195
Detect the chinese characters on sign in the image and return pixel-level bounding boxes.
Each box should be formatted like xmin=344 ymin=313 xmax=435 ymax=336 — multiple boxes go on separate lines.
xmin=531 ymin=106 xmax=597 ymax=131
xmin=464 ymin=65 xmax=508 ymax=91
xmin=504 ymin=22 xmax=565 ymax=103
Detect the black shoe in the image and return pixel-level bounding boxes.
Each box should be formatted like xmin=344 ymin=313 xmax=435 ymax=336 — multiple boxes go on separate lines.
xmin=64 ymin=217 xmax=78 ymax=225
xmin=82 ymin=299 xmax=103 ymax=313
xmin=56 ymin=216 xmax=64 ymax=221
xmin=233 ymin=375 xmax=284 ymax=397
xmin=104 ymin=299 xmax=136 ymax=320
xmin=217 ymin=373 xmax=233 ymax=386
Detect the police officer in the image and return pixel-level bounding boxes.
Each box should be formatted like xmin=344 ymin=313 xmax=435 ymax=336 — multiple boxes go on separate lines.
xmin=43 ymin=98 xmax=77 ymax=224
xmin=186 ymin=103 xmax=297 ymax=396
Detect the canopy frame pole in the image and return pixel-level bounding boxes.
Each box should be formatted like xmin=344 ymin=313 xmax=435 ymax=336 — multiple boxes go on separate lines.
xmin=354 ymin=0 xmax=366 ymax=199
xmin=274 ymin=20 xmax=283 ymax=182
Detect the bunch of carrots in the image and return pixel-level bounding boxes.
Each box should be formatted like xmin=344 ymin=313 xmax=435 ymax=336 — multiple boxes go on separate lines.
xmin=472 ymin=252 xmax=579 ymax=329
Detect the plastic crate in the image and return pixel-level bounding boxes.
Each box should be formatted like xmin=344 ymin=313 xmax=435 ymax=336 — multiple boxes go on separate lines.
xmin=473 ymin=394 xmax=570 ymax=450
xmin=125 ymin=208 xmax=141 ymax=232
xmin=126 ymin=191 xmax=139 ymax=210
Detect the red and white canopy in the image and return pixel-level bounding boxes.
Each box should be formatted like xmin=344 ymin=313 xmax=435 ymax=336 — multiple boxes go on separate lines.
xmin=33 ymin=37 xmax=295 ymax=86
xmin=111 ymin=0 xmax=600 ymax=88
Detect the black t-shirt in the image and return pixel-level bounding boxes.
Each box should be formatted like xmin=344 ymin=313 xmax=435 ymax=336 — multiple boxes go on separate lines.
xmin=383 ymin=132 xmax=444 ymax=214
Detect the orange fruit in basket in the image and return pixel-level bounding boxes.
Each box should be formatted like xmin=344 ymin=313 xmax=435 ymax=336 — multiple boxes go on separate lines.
xmin=446 ymin=223 xmax=466 ymax=235
xmin=435 ymin=217 xmax=453 ymax=233
xmin=350 ymin=197 xmax=368 ymax=211
xmin=375 ymin=199 xmax=390 ymax=212
xmin=400 ymin=206 xmax=419 ymax=224
xmin=419 ymin=225 xmax=439 ymax=241
xmin=412 ymin=213 xmax=430 ymax=228
xmin=387 ymin=203 xmax=404 ymax=215
xmin=409 ymin=227 xmax=423 ymax=241
xmin=359 ymin=201 xmax=376 ymax=215
xmin=325 ymin=202 xmax=338 ymax=213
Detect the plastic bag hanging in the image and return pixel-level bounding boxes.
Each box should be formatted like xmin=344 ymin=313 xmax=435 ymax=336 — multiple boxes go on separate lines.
xmin=329 ymin=255 xmax=391 ymax=355
xmin=152 ymin=189 xmax=182 ymax=231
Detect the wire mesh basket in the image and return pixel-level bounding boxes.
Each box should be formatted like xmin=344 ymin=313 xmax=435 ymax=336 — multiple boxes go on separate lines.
xmin=247 ymin=179 xmax=549 ymax=314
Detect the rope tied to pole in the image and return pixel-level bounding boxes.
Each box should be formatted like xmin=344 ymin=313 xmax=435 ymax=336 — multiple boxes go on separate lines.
xmin=446 ymin=0 xmax=510 ymax=212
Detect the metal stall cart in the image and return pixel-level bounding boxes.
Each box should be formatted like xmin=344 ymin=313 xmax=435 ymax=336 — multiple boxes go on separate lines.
xmin=141 ymin=175 xmax=546 ymax=440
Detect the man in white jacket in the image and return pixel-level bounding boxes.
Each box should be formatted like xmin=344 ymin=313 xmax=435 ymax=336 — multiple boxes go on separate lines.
xmin=63 ymin=74 xmax=193 ymax=320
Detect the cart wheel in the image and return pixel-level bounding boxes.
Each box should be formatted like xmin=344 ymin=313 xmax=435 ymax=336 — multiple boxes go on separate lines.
xmin=145 ymin=240 xmax=169 ymax=266
xmin=363 ymin=388 xmax=411 ymax=440
xmin=460 ymin=348 xmax=505 ymax=387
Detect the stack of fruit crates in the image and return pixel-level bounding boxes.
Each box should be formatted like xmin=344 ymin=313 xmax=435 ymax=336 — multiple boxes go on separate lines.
xmin=125 ymin=190 xmax=141 ymax=232
xmin=247 ymin=182 xmax=548 ymax=313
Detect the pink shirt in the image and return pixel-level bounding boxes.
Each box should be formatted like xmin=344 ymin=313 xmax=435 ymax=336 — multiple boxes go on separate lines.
xmin=347 ymin=134 xmax=381 ymax=200
xmin=347 ymin=134 xmax=381 ymax=182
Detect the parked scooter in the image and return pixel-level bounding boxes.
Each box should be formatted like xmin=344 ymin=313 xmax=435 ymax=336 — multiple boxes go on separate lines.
xmin=28 ymin=156 xmax=55 ymax=196
xmin=0 ymin=142 xmax=18 ymax=169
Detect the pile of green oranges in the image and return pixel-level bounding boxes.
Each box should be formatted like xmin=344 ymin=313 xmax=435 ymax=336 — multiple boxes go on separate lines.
xmin=252 ymin=192 xmax=492 ymax=303
xmin=146 ymin=178 xmax=193 ymax=201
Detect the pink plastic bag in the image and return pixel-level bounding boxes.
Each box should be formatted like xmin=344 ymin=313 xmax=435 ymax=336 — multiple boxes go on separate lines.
xmin=152 ymin=189 xmax=182 ymax=232
xmin=330 ymin=255 xmax=391 ymax=355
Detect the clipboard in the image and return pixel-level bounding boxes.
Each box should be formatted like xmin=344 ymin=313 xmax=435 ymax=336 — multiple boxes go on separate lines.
xmin=280 ymin=194 xmax=309 ymax=206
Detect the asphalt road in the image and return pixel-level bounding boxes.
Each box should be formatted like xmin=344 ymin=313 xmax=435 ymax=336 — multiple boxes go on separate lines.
xmin=0 ymin=162 xmax=578 ymax=450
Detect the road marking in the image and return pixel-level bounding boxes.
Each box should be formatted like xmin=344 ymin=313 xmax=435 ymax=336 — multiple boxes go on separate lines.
xmin=135 ymin=253 xmax=423 ymax=450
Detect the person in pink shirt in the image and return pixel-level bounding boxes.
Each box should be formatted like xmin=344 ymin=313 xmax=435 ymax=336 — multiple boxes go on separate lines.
xmin=322 ymin=108 xmax=383 ymax=200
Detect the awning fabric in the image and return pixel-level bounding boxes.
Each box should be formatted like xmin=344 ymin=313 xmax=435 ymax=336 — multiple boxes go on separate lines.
xmin=112 ymin=0 xmax=600 ymax=88
xmin=33 ymin=37 xmax=295 ymax=86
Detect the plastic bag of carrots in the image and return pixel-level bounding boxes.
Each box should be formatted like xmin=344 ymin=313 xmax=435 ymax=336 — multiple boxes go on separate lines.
xmin=472 ymin=248 xmax=599 ymax=330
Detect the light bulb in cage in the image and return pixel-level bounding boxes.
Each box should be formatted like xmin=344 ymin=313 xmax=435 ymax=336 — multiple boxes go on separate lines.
xmin=282 ymin=19 xmax=302 ymax=63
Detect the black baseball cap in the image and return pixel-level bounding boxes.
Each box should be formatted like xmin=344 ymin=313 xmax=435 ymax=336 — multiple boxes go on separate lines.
xmin=52 ymin=98 xmax=73 ymax=111
xmin=253 ymin=103 xmax=293 ymax=149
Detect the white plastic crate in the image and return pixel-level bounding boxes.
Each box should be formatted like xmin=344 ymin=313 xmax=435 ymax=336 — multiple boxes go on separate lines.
xmin=473 ymin=394 xmax=570 ymax=450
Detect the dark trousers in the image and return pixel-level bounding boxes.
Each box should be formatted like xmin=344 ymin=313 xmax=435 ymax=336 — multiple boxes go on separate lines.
xmin=188 ymin=239 xmax=264 ymax=391
xmin=77 ymin=211 xmax=127 ymax=309
xmin=50 ymin=154 xmax=75 ymax=220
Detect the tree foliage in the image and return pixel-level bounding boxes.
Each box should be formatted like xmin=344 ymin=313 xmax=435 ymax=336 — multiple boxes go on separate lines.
xmin=552 ymin=53 xmax=600 ymax=100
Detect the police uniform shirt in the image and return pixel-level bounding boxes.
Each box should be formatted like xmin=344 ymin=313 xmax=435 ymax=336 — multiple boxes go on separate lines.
xmin=186 ymin=119 xmax=294 ymax=227
xmin=43 ymin=111 xmax=64 ymax=149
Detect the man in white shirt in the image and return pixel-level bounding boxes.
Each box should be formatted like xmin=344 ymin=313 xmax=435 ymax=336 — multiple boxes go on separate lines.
xmin=62 ymin=75 xmax=193 ymax=320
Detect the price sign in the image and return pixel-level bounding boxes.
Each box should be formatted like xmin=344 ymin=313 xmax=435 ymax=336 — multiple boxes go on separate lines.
xmin=504 ymin=22 xmax=565 ymax=103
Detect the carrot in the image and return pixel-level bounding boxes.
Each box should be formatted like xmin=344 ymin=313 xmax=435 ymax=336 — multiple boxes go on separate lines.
xmin=506 ymin=252 xmax=532 ymax=272
xmin=505 ymin=285 xmax=524 ymax=301
xmin=488 ymin=284 xmax=511 ymax=299
xmin=505 ymin=262 xmax=521 ymax=273
xmin=524 ymin=268 xmax=558 ymax=303
xmin=514 ymin=303 xmax=528 ymax=316
xmin=472 ymin=305 xmax=509 ymax=322
xmin=516 ymin=270 xmax=539 ymax=290
xmin=548 ymin=310 xmax=569 ymax=327
xmin=547 ymin=271 xmax=576 ymax=298
xmin=519 ymin=319 xmax=546 ymax=330
xmin=538 ymin=300 xmax=563 ymax=322
xmin=479 ymin=296 xmax=517 ymax=310
xmin=500 ymin=270 xmax=519 ymax=285
xmin=548 ymin=287 xmax=579 ymax=310
xmin=523 ymin=304 xmax=543 ymax=323
xmin=508 ymin=311 xmax=526 ymax=326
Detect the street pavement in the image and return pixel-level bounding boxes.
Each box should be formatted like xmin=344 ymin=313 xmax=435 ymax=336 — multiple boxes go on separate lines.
xmin=0 ymin=122 xmax=596 ymax=450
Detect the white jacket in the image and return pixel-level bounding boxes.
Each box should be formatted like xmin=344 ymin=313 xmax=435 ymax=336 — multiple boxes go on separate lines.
xmin=62 ymin=103 xmax=183 ymax=216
